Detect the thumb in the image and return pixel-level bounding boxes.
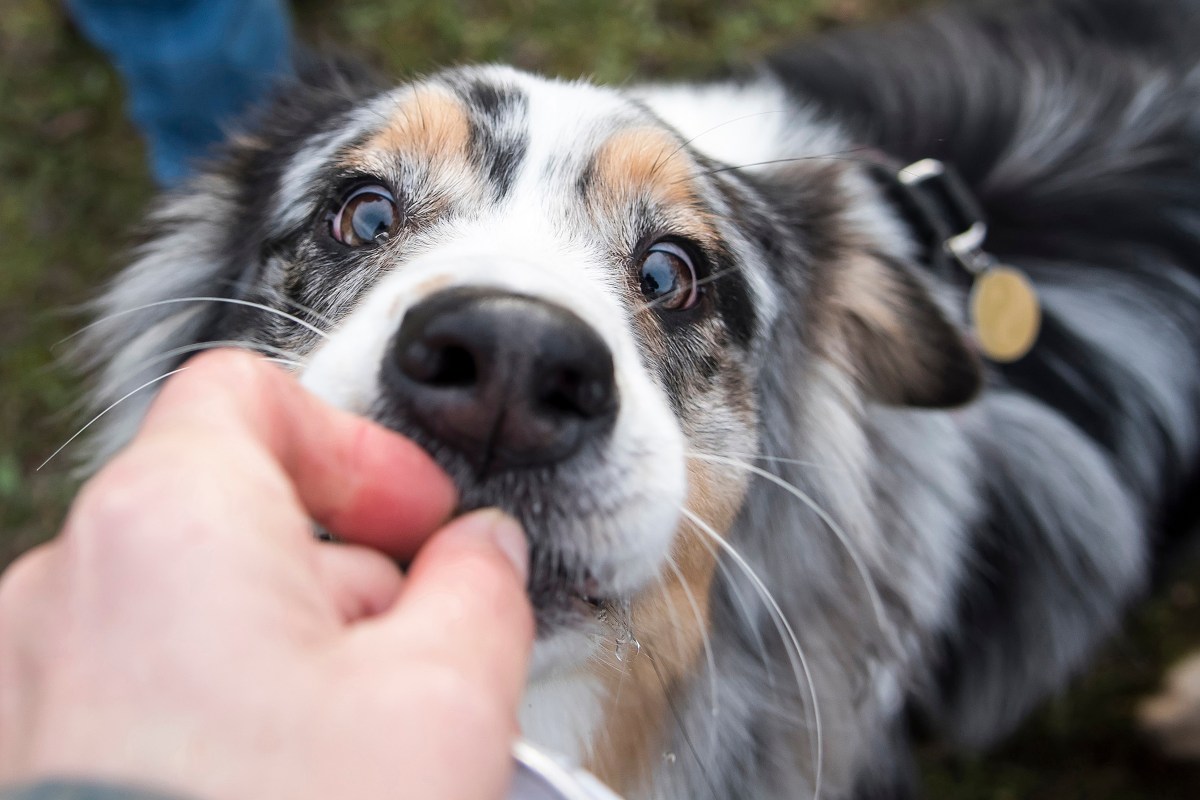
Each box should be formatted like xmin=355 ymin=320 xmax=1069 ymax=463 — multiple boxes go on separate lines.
xmin=369 ymin=510 xmax=535 ymax=707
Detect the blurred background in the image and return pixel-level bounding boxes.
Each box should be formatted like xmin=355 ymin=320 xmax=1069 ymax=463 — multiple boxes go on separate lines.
xmin=1 ymin=0 xmax=1198 ymax=796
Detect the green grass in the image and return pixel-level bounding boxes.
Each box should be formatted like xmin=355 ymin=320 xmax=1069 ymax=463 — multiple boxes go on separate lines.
xmin=1 ymin=0 xmax=1197 ymax=796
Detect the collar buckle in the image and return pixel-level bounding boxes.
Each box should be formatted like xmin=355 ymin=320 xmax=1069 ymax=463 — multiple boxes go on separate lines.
xmin=895 ymin=158 xmax=995 ymax=276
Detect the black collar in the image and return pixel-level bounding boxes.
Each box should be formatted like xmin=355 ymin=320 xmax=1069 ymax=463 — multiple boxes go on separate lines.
xmin=866 ymin=157 xmax=996 ymax=285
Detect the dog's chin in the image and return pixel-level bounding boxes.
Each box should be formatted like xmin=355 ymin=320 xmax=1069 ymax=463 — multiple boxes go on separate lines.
xmin=366 ymin=407 xmax=680 ymax=639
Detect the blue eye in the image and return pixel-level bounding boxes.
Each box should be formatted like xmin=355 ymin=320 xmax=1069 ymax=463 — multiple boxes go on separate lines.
xmin=638 ymin=241 xmax=699 ymax=311
xmin=331 ymin=185 xmax=399 ymax=246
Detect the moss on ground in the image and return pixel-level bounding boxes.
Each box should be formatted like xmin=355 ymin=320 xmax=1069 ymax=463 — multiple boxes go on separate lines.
xmin=1 ymin=0 xmax=1196 ymax=796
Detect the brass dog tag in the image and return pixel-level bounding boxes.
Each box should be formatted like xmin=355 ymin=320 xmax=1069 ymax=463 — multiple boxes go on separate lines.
xmin=969 ymin=266 xmax=1041 ymax=362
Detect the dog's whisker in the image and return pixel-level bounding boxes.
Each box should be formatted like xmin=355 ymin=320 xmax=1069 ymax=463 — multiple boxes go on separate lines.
xmin=683 ymin=521 xmax=779 ymax=692
xmin=696 ymin=449 xmax=848 ymax=474
xmin=641 ymin=573 xmax=691 ymax=722
xmin=662 ymin=557 xmax=721 ymax=736
xmin=262 ymin=357 xmax=304 ymax=370
xmin=630 ymin=264 xmax=741 ymax=316
xmin=688 ymin=450 xmax=904 ymax=657
xmin=59 ymin=296 xmax=330 ymax=348
xmin=269 ymin=292 xmax=337 ymax=330
xmin=652 ymin=569 xmax=690 ymax=663
xmin=651 ymin=108 xmax=793 ymax=181
xmin=639 ymin=639 xmax=725 ymax=800
xmin=214 ymin=274 xmax=338 ymax=329
xmin=37 ymin=367 xmax=190 ymax=472
xmin=112 ymin=340 xmax=307 ymax=386
xmin=276 ymin=296 xmax=336 ymax=328
xmin=682 ymin=147 xmax=875 ymax=182
xmin=679 ymin=506 xmax=824 ymax=800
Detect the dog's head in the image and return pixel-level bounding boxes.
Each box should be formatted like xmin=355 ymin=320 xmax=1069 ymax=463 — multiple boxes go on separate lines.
xmin=83 ymin=63 xmax=980 ymax=730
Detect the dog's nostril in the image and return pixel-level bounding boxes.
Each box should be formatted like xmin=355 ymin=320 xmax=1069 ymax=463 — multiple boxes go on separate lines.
xmin=402 ymin=342 xmax=478 ymax=388
xmin=539 ymin=369 xmax=613 ymax=419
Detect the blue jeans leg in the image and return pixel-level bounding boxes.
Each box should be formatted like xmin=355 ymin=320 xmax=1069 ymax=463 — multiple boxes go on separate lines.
xmin=68 ymin=0 xmax=294 ymax=185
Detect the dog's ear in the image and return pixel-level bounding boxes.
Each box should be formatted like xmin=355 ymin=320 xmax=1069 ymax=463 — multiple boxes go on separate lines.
xmin=750 ymin=162 xmax=982 ymax=408
xmin=816 ymin=251 xmax=982 ymax=408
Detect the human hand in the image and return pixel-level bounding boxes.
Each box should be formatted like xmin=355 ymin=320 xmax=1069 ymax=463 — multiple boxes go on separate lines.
xmin=0 ymin=350 xmax=534 ymax=800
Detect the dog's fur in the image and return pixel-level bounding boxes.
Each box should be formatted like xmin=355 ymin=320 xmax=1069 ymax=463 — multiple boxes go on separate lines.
xmin=77 ymin=0 xmax=1200 ymax=797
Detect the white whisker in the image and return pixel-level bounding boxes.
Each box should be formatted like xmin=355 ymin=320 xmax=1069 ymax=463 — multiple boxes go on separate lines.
xmin=688 ymin=450 xmax=903 ymax=656
xmin=685 ymin=147 xmax=873 ymax=182
xmin=263 ymin=357 xmax=304 ymax=369
xmin=688 ymin=527 xmax=777 ymax=690
xmin=704 ymin=450 xmax=848 ymax=474
xmin=630 ymin=265 xmax=741 ymax=316
xmin=213 ymin=275 xmax=337 ymax=328
xmin=37 ymin=367 xmax=189 ymax=471
xmin=119 ymin=340 xmax=306 ymax=380
xmin=268 ymin=289 xmax=337 ymax=328
xmin=663 ymin=557 xmax=721 ymax=738
xmin=650 ymin=108 xmax=792 ymax=179
xmin=680 ymin=506 xmax=823 ymax=800
xmin=59 ymin=296 xmax=330 ymax=347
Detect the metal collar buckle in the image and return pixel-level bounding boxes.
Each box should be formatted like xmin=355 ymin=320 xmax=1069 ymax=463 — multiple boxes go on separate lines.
xmin=895 ymin=158 xmax=996 ymax=276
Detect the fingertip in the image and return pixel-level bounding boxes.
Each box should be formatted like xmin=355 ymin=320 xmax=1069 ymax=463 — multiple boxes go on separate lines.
xmin=350 ymin=509 xmax=535 ymax=709
xmin=441 ymin=509 xmax=529 ymax=585
xmin=402 ymin=508 xmax=534 ymax=643
xmin=396 ymin=508 xmax=534 ymax=648
xmin=326 ymin=420 xmax=458 ymax=557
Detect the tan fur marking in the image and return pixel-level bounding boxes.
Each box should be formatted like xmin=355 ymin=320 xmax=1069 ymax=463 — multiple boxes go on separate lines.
xmin=345 ymin=87 xmax=471 ymax=167
xmin=588 ymin=128 xmax=720 ymax=248
xmin=594 ymin=128 xmax=698 ymax=207
xmin=588 ymin=461 xmax=748 ymax=795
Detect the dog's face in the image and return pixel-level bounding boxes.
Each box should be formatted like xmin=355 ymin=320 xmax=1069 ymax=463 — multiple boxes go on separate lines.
xmin=90 ymin=65 xmax=981 ymax=689
xmin=219 ymin=66 xmax=773 ymax=669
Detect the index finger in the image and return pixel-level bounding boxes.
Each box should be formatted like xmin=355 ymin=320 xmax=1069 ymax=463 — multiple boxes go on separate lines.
xmin=136 ymin=349 xmax=457 ymax=557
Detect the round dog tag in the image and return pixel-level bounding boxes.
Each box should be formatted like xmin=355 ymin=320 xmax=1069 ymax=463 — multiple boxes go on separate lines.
xmin=969 ymin=266 xmax=1041 ymax=362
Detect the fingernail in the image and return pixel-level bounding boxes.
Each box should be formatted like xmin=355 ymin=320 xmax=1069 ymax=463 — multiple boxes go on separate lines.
xmin=473 ymin=509 xmax=528 ymax=583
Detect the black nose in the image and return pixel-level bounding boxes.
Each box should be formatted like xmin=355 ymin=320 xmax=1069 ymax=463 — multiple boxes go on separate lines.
xmin=383 ymin=288 xmax=619 ymax=471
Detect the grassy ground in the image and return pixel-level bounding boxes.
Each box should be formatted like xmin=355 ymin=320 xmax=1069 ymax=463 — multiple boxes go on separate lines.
xmin=1 ymin=0 xmax=1198 ymax=796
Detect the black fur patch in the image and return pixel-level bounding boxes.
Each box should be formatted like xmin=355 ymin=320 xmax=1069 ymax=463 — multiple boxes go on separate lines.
xmin=457 ymin=77 xmax=529 ymax=200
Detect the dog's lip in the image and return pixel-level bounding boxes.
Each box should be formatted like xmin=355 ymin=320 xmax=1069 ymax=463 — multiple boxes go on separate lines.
xmin=527 ymin=561 xmax=622 ymax=627
xmin=529 ymin=566 xmax=607 ymax=605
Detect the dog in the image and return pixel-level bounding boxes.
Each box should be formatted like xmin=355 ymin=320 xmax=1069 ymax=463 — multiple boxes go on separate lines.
xmin=74 ymin=0 xmax=1200 ymax=796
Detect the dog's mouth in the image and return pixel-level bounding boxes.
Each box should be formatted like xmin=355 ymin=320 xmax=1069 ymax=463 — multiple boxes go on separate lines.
xmin=526 ymin=555 xmax=621 ymax=632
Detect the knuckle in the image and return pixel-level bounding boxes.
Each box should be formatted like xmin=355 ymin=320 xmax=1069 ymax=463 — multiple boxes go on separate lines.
xmin=71 ymin=463 xmax=150 ymax=531
xmin=63 ymin=459 xmax=177 ymax=552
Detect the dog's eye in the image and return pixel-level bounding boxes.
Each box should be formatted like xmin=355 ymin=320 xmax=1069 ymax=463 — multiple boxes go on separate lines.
xmin=331 ymin=185 xmax=399 ymax=247
xmin=638 ymin=241 xmax=699 ymax=311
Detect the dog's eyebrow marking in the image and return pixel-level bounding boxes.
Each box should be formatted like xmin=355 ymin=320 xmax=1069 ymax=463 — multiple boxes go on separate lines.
xmin=346 ymin=86 xmax=473 ymax=165
xmin=585 ymin=127 xmax=703 ymax=210
xmin=582 ymin=127 xmax=723 ymax=259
